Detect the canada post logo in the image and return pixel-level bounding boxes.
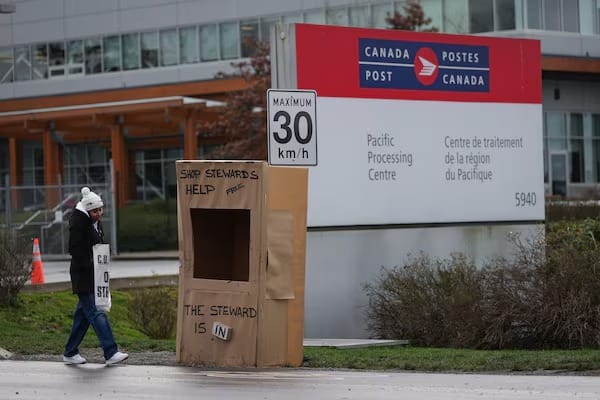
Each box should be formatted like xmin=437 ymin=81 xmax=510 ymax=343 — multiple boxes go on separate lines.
xmin=359 ymin=38 xmax=489 ymax=92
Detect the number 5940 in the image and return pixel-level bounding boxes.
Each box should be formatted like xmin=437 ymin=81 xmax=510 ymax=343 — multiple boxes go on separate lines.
xmin=515 ymin=192 xmax=536 ymax=207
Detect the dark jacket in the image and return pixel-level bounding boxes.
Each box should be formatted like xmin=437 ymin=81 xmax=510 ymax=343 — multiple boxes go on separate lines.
xmin=68 ymin=206 xmax=104 ymax=294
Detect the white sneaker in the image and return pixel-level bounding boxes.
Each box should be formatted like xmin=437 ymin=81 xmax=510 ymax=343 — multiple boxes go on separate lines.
xmin=105 ymin=351 xmax=129 ymax=365
xmin=63 ymin=354 xmax=87 ymax=365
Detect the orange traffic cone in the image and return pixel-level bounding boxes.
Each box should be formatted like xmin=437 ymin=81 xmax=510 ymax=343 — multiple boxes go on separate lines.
xmin=31 ymin=237 xmax=45 ymax=285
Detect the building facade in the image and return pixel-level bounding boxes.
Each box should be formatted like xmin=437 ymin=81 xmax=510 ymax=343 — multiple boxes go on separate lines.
xmin=1 ymin=0 xmax=600 ymax=337
xmin=0 ymin=0 xmax=599 ymax=203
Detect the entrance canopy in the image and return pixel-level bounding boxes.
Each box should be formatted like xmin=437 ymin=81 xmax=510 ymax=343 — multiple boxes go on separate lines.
xmin=0 ymin=95 xmax=227 ymax=207
xmin=0 ymin=96 xmax=224 ymax=153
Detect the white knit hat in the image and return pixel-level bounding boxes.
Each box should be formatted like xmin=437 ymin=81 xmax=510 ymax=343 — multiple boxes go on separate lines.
xmin=80 ymin=187 xmax=104 ymax=211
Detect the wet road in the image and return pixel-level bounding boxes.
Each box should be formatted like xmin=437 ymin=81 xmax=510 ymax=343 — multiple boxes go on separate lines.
xmin=1 ymin=360 xmax=599 ymax=400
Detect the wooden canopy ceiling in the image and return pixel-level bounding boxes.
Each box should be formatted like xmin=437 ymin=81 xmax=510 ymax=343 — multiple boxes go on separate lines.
xmin=0 ymin=96 xmax=224 ymax=146
xmin=0 ymin=77 xmax=247 ymax=149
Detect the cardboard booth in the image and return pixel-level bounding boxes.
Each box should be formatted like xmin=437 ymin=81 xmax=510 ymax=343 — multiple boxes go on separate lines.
xmin=175 ymin=160 xmax=308 ymax=367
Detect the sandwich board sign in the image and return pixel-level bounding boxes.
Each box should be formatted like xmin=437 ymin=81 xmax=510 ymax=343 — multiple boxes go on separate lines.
xmin=267 ymin=89 xmax=317 ymax=166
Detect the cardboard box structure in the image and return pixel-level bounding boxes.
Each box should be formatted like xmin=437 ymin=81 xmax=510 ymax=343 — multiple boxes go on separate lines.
xmin=175 ymin=160 xmax=308 ymax=367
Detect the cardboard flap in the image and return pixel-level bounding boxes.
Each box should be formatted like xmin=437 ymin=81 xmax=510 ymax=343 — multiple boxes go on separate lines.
xmin=266 ymin=210 xmax=295 ymax=300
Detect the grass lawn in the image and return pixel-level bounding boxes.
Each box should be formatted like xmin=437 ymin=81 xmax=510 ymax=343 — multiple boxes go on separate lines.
xmin=3 ymin=289 xmax=600 ymax=373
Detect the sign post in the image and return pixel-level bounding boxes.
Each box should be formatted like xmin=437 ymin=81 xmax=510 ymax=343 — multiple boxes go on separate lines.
xmin=267 ymin=89 xmax=317 ymax=166
xmin=270 ymin=23 xmax=545 ymax=339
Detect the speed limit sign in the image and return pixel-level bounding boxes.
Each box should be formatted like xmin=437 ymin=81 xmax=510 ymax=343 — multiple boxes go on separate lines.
xmin=267 ymin=89 xmax=317 ymax=166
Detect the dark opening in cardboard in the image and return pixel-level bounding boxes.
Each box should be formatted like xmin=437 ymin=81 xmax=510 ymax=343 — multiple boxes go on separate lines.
xmin=190 ymin=208 xmax=250 ymax=281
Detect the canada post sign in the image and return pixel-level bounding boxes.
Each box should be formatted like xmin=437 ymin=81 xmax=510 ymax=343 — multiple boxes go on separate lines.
xmin=293 ymin=24 xmax=543 ymax=227
xmin=359 ymin=39 xmax=489 ymax=92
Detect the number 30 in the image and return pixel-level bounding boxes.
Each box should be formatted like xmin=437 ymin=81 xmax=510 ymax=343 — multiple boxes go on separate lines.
xmin=273 ymin=111 xmax=313 ymax=145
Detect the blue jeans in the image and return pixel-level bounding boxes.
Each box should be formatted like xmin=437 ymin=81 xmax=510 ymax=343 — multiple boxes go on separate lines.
xmin=64 ymin=293 xmax=118 ymax=360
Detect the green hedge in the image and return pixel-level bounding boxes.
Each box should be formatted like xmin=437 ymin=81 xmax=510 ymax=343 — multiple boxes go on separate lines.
xmin=117 ymin=200 xmax=178 ymax=252
xmin=546 ymin=201 xmax=600 ymax=221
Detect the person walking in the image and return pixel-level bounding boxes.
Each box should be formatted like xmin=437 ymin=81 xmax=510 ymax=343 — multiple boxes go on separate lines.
xmin=63 ymin=186 xmax=128 ymax=366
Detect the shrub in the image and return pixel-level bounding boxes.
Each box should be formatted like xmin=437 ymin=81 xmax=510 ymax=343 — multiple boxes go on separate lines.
xmin=127 ymin=287 xmax=177 ymax=339
xmin=0 ymin=229 xmax=32 ymax=306
xmin=365 ymin=222 xmax=600 ymax=350
xmin=481 ymin=224 xmax=600 ymax=349
xmin=479 ymin=231 xmax=546 ymax=349
xmin=363 ymin=252 xmax=485 ymax=347
xmin=538 ymin=220 xmax=600 ymax=348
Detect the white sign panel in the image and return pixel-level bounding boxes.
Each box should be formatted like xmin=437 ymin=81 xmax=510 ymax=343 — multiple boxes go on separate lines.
xmin=308 ymin=98 xmax=544 ymax=226
xmin=267 ymin=89 xmax=317 ymax=166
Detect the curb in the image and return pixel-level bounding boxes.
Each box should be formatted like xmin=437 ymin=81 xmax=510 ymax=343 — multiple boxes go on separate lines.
xmin=0 ymin=347 xmax=13 ymax=360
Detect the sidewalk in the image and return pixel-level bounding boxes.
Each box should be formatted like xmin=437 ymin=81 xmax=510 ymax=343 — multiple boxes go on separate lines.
xmin=43 ymin=250 xmax=180 ymax=262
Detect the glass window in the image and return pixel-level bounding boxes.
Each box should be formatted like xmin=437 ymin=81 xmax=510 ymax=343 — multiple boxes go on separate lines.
xmin=240 ymin=20 xmax=259 ymax=57
xmin=260 ymin=18 xmax=279 ymax=42
xmin=592 ymin=115 xmax=600 ymax=182
xmin=199 ymin=24 xmax=218 ymax=61
xmin=544 ymin=112 xmax=566 ymax=184
xmin=179 ymin=26 xmax=198 ymax=64
xmin=67 ymin=40 xmax=84 ymax=75
xmin=469 ymin=0 xmax=494 ymax=33
xmin=63 ymin=144 xmax=108 ymax=186
xmin=0 ymin=47 xmax=13 ymax=83
xmin=89 ymin=145 xmax=107 ymax=164
xmin=546 ymin=112 xmax=566 ymax=150
xmin=579 ymin=0 xmax=595 ymax=34
xmin=160 ymin=28 xmax=178 ymax=66
xmin=122 ymin=33 xmax=140 ymax=70
xmin=349 ymin=5 xmax=369 ymax=27
xmin=421 ymin=0 xmax=443 ymax=31
xmin=84 ymin=38 xmax=102 ymax=74
xmin=0 ymin=139 xmax=7 ymax=175
xmin=444 ymin=0 xmax=469 ymax=32
xmin=562 ymin=0 xmax=579 ymax=32
xmin=220 ymin=22 xmax=239 ymax=60
xmin=165 ymin=155 xmax=178 ymax=198
xmin=14 ymin=46 xmax=31 ymax=81
xmin=544 ymin=0 xmax=561 ymax=30
xmin=22 ymin=141 xmax=44 ymax=187
xmin=526 ymin=0 xmax=542 ymax=29
xmin=569 ymin=113 xmax=584 ymax=183
xmin=32 ymin=44 xmax=48 ymax=79
xmin=103 ymin=35 xmax=121 ymax=72
xmin=304 ymin=9 xmax=325 ymax=24
xmin=145 ymin=149 xmax=161 ymax=160
xmin=49 ymin=41 xmax=65 ymax=78
xmin=597 ymin=2 xmax=600 ymax=33
xmin=495 ymin=0 xmax=516 ymax=30
xmin=327 ymin=7 xmax=349 ymax=26
xmin=372 ymin=4 xmax=391 ymax=28
xmin=49 ymin=42 xmax=65 ymax=66
xmin=166 ymin=148 xmax=182 ymax=159
xmin=141 ymin=31 xmax=159 ymax=68
xmin=514 ymin=0 xmax=525 ymax=29
xmin=67 ymin=40 xmax=82 ymax=65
